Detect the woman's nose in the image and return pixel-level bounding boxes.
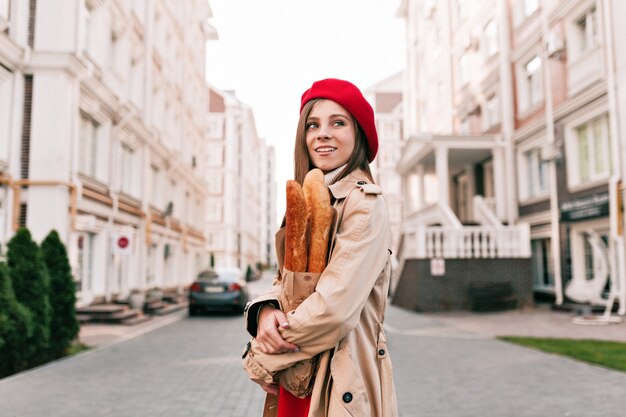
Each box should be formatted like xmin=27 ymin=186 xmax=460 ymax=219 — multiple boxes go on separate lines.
xmin=317 ymin=125 xmax=331 ymax=140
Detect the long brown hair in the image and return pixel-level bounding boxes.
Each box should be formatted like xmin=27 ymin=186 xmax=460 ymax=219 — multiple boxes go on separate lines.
xmin=294 ymin=99 xmax=374 ymax=185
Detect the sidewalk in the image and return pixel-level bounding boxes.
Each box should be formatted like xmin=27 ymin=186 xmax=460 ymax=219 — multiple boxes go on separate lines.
xmin=413 ymin=303 xmax=626 ymax=342
xmin=78 ymin=309 xmax=187 ymax=349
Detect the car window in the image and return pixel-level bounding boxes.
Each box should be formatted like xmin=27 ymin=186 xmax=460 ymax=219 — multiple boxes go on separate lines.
xmin=217 ymin=272 xmax=239 ymax=283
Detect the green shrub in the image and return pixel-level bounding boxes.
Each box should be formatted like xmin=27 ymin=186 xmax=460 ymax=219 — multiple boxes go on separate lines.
xmin=41 ymin=230 xmax=79 ymax=359
xmin=7 ymin=228 xmax=51 ymax=366
xmin=0 ymin=263 xmax=34 ymax=378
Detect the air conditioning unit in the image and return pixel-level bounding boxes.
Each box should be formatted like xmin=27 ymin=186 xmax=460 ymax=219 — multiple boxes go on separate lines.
xmin=540 ymin=142 xmax=562 ymax=162
xmin=546 ymin=32 xmax=565 ymax=59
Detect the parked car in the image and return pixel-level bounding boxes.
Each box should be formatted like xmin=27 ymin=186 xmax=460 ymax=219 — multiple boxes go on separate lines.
xmin=188 ymin=267 xmax=249 ymax=315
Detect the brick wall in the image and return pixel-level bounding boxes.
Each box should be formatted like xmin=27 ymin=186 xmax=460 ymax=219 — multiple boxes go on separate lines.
xmin=392 ymin=258 xmax=533 ymax=312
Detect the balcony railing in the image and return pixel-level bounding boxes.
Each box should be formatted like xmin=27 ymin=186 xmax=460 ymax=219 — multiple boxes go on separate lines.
xmin=401 ymin=224 xmax=531 ymax=259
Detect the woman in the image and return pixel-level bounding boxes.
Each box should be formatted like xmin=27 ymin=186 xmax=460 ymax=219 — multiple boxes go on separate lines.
xmin=244 ymin=78 xmax=398 ymax=417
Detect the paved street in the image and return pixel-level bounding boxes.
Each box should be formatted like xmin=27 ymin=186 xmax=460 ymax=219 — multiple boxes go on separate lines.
xmin=1 ymin=274 xmax=626 ymax=416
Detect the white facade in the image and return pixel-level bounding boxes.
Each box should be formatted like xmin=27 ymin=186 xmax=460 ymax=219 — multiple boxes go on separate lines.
xmin=397 ymin=0 xmax=626 ymax=312
xmin=206 ymin=86 xmax=273 ymax=274
xmin=259 ymin=144 xmax=278 ymax=268
xmin=0 ymin=0 xmax=217 ymax=305
xmin=365 ymin=73 xmax=405 ymax=254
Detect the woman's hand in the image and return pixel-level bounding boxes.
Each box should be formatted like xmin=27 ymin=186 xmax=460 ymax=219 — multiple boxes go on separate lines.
xmin=256 ymin=304 xmax=299 ymax=354
xmin=260 ymin=382 xmax=279 ymax=396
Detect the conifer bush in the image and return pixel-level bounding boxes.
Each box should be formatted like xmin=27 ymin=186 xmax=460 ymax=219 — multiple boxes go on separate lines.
xmin=41 ymin=230 xmax=79 ymax=359
xmin=7 ymin=228 xmax=51 ymax=366
xmin=0 ymin=263 xmax=34 ymax=378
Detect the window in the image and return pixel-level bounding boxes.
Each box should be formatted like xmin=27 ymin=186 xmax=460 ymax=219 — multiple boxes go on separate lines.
xmin=130 ymin=47 xmax=144 ymax=109
xmin=482 ymin=95 xmax=500 ymax=130
xmin=0 ymin=66 xmax=11 ymax=158
xmin=151 ymin=166 xmax=161 ymax=207
xmin=483 ymin=20 xmax=498 ymax=57
xmin=207 ymin=174 xmax=223 ymax=195
xmin=206 ymin=200 xmax=222 ymax=223
xmin=576 ymin=8 xmax=598 ymax=53
xmin=207 ymin=119 xmax=223 ymax=139
xmin=207 ymin=144 xmax=224 ymax=167
xmin=522 ymin=147 xmax=549 ymax=199
xmin=120 ymin=143 xmax=139 ymax=197
xmin=519 ymin=55 xmax=543 ymax=112
xmin=531 ymin=238 xmax=554 ymax=291
xmin=526 ymin=56 xmax=542 ymax=107
xmin=146 ymin=243 xmax=157 ymax=284
xmin=76 ymin=232 xmax=95 ymax=292
xmin=79 ymin=114 xmax=100 ymax=178
xmin=572 ymin=115 xmax=612 ymax=184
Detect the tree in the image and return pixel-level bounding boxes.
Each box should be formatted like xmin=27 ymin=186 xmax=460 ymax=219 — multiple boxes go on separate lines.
xmin=7 ymin=228 xmax=51 ymax=366
xmin=41 ymin=230 xmax=79 ymax=359
xmin=0 ymin=262 xmax=33 ymax=378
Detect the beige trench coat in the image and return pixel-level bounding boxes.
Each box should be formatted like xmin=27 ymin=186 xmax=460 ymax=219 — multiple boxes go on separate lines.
xmin=244 ymin=170 xmax=398 ymax=417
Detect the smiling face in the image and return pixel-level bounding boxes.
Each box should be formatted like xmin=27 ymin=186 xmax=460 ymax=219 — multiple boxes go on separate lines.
xmin=305 ymin=100 xmax=356 ymax=173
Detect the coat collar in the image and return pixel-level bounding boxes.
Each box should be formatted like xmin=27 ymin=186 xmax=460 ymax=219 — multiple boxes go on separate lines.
xmin=328 ymin=169 xmax=371 ymax=200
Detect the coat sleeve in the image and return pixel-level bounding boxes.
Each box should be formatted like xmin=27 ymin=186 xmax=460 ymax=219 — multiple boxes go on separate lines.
xmin=253 ymin=191 xmax=390 ymax=372
xmin=244 ymin=271 xmax=282 ymax=337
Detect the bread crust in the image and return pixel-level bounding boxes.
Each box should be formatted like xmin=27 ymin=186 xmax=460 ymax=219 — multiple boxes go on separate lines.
xmin=284 ymin=180 xmax=308 ymax=272
xmin=303 ymin=169 xmax=334 ymax=273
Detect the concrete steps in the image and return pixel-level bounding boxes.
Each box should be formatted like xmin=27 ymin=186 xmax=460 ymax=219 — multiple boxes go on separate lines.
xmin=76 ymin=304 xmax=151 ymax=326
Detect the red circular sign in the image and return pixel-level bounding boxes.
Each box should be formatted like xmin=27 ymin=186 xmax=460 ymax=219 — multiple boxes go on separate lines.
xmin=117 ymin=236 xmax=129 ymax=249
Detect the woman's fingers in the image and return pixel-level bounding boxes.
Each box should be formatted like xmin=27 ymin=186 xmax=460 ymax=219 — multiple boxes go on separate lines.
xmin=257 ymin=306 xmax=299 ymax=354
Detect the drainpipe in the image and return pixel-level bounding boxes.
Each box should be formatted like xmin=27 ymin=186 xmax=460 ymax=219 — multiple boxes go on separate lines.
xmin=600 ymin=0 xmax=625 ymax=314
xmin=539 ymin=1 xmax=564 ymax=305
xmin=498 ymin=0 xmax=518 ymax=226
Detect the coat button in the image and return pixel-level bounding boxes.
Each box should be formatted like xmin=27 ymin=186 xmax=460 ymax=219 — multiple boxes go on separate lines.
xmin=342 ymin=392 xmax=353 ymax=403
xmin=378 ymin=349 xmax=385 ymax=356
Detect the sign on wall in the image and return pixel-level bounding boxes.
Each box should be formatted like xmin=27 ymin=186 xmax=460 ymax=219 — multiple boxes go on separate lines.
xmin=112 ymin=232 xmax=133 ymax=256
xmin=430 ymin=258 xmax=445 ymax=276
xmin=561 ymin=192 xmax=609 ymax=222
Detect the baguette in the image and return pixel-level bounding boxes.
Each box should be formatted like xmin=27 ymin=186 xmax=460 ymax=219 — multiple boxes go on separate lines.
xmin=303 ymin=169 xmax=334 ymax=273
xmin=284 ymin=180 xmax=308 ymax=272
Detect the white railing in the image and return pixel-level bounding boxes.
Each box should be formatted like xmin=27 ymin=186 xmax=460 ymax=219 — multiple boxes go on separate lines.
xmin=401 ymin=224 xmax=531 ymax=259
xmin=473 ymin=195 xmax=502 ymax=228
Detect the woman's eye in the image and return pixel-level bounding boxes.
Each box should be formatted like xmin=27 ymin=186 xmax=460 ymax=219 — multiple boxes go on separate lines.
xmin=306 ymin=122 xmax=318 ymax=130
xmin=332 ymin=120 xmax=345 ymax=127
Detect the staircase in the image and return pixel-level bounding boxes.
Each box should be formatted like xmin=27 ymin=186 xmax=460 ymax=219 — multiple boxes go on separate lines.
xmin=76 ymin=304 xmax=152 ymax=326
xmin=77 ymin=290 xmax=188 ymax=325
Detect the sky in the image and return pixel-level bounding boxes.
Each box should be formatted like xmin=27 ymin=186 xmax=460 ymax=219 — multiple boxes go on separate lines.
xmin=205 ymin=0 xmax=406 ymax=220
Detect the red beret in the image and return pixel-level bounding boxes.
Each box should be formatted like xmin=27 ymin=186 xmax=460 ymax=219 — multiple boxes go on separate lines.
xmin=300 ymin=78 xmax=378 ymax=163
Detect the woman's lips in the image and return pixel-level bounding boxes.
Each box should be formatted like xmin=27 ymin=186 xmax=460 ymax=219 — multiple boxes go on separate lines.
xmin=315 ymin=146 xmax=337 ymax=154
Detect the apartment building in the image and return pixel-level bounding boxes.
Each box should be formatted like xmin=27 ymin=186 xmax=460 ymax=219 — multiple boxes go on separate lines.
xmin=206 ymin=86 xmax=275 ymax=275
xmin=395 ymin=0 xmax=626 ymax=314
xmin=365 ymin=73 xmax=405 ymax=254
xmin=0 ymin=0 xmax=217 ymax=306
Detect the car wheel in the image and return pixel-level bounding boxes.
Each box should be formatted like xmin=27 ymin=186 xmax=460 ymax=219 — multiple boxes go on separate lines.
xmin=189 ymin=306 xmax=200 ymax=316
